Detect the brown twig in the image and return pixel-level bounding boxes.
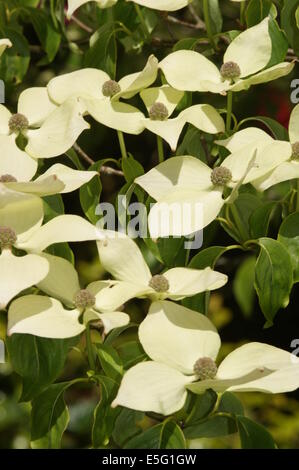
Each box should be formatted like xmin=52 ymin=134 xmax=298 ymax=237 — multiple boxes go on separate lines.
xmin=188 ymin=4 xmax=206 ymax=30
xmin=70 ymin=15 xmax=93 ymax=33
xmin=166 ymin=15 xmax=205 ymax=30
xmin=73 ymin=143 xmax=124 ymax=177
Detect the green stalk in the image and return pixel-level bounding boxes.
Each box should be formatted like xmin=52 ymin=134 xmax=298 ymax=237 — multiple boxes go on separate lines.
xmin=202 ymin=0 xmax=216 ymax=50
xmin=86 ymin=323 xmax=96 ymax=371
xmin=226 ymin=91 xmax=233 ymax=133
xmin=240 ymin=1 xmax=246 ymax=26
xmin=296 ymin=180 xmax=299 ymax=212
xmin=117 ymin=130 xmax=128 ymax=159
xmin=134 ymin=4 xmax=150 ymax=40
xmin=156 ymin=135 xmax=164 ymax=163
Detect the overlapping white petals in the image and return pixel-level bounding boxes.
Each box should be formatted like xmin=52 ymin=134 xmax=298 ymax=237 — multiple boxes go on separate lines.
xmin=0 ymin=251 xmax=49 ymax=310
xmin=67 ymin=0 xmax=117 ymax=18
xmin=18 ymin=87 xmax=57 ymax=127
xmin=139 ymin=301 xmax=221 ymax=374
xmin=289 ymin=103 xmax=299 ymax=144
xmin=128 ymin=0 xmax=192 ymax=11
xmin=16 ymin=214 xmax=105 ymax=252
xmin=140 ymin=85 xmax=184 ymax=117
xmin=7 ymin=295 xmax=84 ymax=338
xmin=216 ymin=127 xmax=273 ymax=153
xmin=164 ymin=267 xmax=228 ymax=300
xmin=83 ymin=309 xmax=130 ymax=335
xmin=25 ymin=98 xmax=90 ymax=159
xmin=115 ymin=55 xmax=159 ymax=101
xmin=112 ymin=361 xmax=193 ymax=415
xmin=0 ymin=186 xmax=43 ymax=240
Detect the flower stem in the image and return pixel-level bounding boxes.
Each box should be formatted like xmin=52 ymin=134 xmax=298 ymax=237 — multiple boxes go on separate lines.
xmin=240 ymin=1 xmax=246 ymax=26
xmin=86 ymin=323 xmax=96 ymax=371
xmin=156 ymin=135 xmax=164 ymax=163
xmin=296 ymin=180 xmax=299 ymax=212
xmin=134 ymin=4 xmax=149 ymax=40
xmin=202 ymin=0 xmax=216 ymax=50
xmin=117 ymin=130 xmax=128 ymax=159
xmin=226 ymin=91 xmax=233 ymax=133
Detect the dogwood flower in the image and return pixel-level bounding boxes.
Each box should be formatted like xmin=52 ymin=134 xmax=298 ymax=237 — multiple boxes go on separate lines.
xmin=7 ymin=254 xmax=129 ymax=338
xmin=112 ymin=300 xmax=299 ymax=415
xmin=0 ymin=38 xmax=12 ymax=57
xmin=159 ymin=18 xmax=294 ymax=95
xmin=47 ymin=56 xmax=158 ymax=135
xmin=138 ymin=85 xmax=225 ymax=151
xmin=0 ymin=189 xmax=106 ymax=308
xmin=96 ymin=232 xmax=227 ymax=308
xmin=135 ymin=138 xmax=291 ymax=237
xmin=0 ymin=163 xmax=97 ymax=196
xmin=66 ymin=0 xmax=192 ymax=18
xmin=228 ymin=106 xmax=299 ymax=191
xmin=0 ymin=87 xmax=89 ymax=165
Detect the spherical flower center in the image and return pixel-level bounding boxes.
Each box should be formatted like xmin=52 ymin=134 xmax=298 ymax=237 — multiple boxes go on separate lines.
xmin=291 ymin=142 xmax=299 ymax=160
xmin=8 ymin=113 xmax=29 ymax=133
xmin=210 ymin=166 xmax=232 ymax=186
xmin=149 ymin=102 xmax=169 ymax=121
xmin=149 ymin=274 xmax=169 ymax=293
xmin=73 ymin=289 xmax=95 ymax=309
xmin=220 ymin=61 xmax=241 ymax=81
xmin=193 ymin=357 xmax=218 ymax=380
xmin=102 ymin=80 xmax=121 ymax=98
xmin=0 ymin=226 xmax=17 ymax=249
xmin=0 ymin=174 xmax=17 ymax=183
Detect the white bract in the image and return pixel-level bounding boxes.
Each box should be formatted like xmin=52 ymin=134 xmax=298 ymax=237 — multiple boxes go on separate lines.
xmin=138 ymin=85 xmax=225 ymax=150
xmin=7 ymin=254 xmax=129 ymax=339
xmin=67 ymin=0 xmax=192 ymax=18
xmin=135 ymin=138 xmax=291 ymax=236
xmin=112 ymin=300 xmax=299 ymax=415
xmin=0 ymin=189 xmax=106 ymax=308
xmin=232 ymin=106 xmax=299 ymax=191
xmin=96 ymin=232 xmax=227 ymax=309
xmin=0 ymin=87 xmax=89 ymax=162
xmin=0 ymin=38 xmax=12 ymax=57
xmin=159 ymin=18 xmax=294 ymax=95
xmin=47 ymin=56 xmax=158 ymax=135
xmin=0 ymin=163 xmax=97 ymax=196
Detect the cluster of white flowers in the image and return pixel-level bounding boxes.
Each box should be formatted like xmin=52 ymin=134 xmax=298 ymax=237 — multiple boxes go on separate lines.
xmin=1 ymin=14 xmax=299 ymax=417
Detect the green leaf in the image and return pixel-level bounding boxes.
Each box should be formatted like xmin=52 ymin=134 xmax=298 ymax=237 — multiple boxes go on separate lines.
xmin=267 ymin=17 xmax=288 ymax=67
xmin=96 ymin=344 xmax=123 ymax=382
xmin=249 ymin=201 xmax=277 ymax=239
xmin=255 ymin=238 xmax=293 ymax=325
xmin=122 ymin=154 xmax=144 ymax=184
xmin=233 ymin=256 xmax=256 ymax=317
xmin=84 ymin=23 xmax=117 ymax=78
xmin=176 ymin=127 xmax=206 ymax=162
xmin=23 ymin=7 xmax=61 ymax=63
xmin=124 ymin=420 xmax=186 ymax=449
xmin=116 ymin=340 xmax=147 ymax=369
xmin=0 ymin=26 xmax=30 ymax=83
xmin=160 ymin=420 xmax=186 ymax=449
xmin=226 ymin=193 xmax=263 ymax=243
xmin=6 ymin=335 xmax=78 ymax=401
xmin=184 ymin=414 xmax=237 ymax=439
xmin=237 ymin=416 xmax=276 ymax=448
xmin=157 ymin=236 xmax=185 ymax=267
xmin=218 ymin=392 xmax=244 ymax=416
xmin=185 ymin=390 xmax=218 ymax=425
xmin=173 ymin=38 xmax=200 ymax=52
xmin=278 ymin=212 xmax=299 ymax=282
xmin=238 ymin=116 xmax=289 ymax=141
xmin=204 ymin=0 xmax=223 ymax=35
xmin=282 ymin=0 xmax=299 ymax=55
xmin=92 ymin=375 xmax=120 ymax=448
xmin=112 ymin=408 xmax=144 ymax=447
xmin=31 ymin=381 xmax=73 ymax=448
xmin=79 ymin=159 xmax=117 ymax=225
xmin=246 ymin=0 xmax=276 ymax=27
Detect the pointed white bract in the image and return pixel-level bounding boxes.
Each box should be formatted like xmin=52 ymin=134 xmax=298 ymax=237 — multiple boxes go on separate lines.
xmin=113 ymin=301 xmax=299 ymax=415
